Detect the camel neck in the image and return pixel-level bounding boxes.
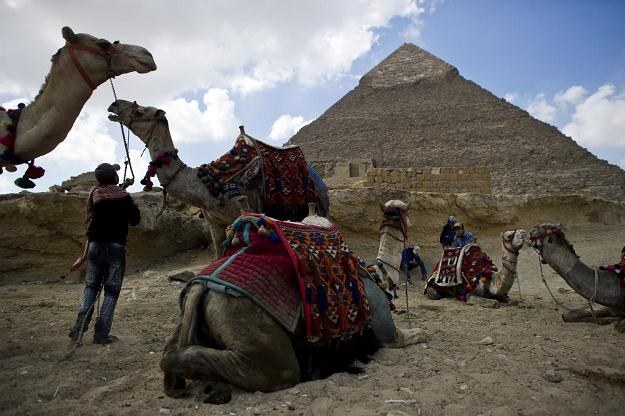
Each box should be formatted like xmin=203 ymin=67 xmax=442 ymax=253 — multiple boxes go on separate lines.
xmin=13 ymin=50 xmax=93 ymax=161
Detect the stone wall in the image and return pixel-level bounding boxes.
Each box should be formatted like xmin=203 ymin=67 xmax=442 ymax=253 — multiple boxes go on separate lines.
xmin=364 ymin=167 xmax=491 ymax=193
xmin=310 ymin=159 xmax=376 ymax=188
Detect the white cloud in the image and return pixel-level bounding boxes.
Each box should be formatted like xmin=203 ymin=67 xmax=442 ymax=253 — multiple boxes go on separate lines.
xmin=0 ymin=174 xmax=15 ymax=194
xmin=268 ymin=115 xmax=313 ymax=141
xmin=562 ymin=83 xmax=625 ymax=148
xmin=161 ymin=88 xmax=241 ymax=143
xmin=43 ymin=110 xmax=118 ymax=166
xmin=527 ymin=93 xmax=557 ymax=123
xmin=503 ymin=92 xmax=517 ymax=103
xmin=554 ymin=85 xmax=587 ymax=106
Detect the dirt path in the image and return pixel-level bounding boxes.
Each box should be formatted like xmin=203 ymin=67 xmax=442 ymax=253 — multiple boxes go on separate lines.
xmin=1 ymin=224 xmax=624 ymax=416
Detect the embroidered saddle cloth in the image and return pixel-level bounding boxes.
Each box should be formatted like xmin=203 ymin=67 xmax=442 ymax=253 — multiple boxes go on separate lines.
xmin=196 ymin=134 xmax=326 ymax=221
xmin=427 ymin=244 xmax=496 ymax=289
xmin=185 ymin=213 xmax=370 ymax=343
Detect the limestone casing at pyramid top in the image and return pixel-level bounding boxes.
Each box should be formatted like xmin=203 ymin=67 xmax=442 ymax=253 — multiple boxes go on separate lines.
xmin=359 ymin=43 xmax=459 ymax=88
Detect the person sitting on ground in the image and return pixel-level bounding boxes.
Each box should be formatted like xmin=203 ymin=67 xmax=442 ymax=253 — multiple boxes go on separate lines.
xmin=452 ymin=222 xmax=476 ymax=248
xmin=400 ymin=244 xmax=428 ymax=282
xmin=598 ymin=246 xmax=625 ymax=278
xmin=68 ymin=163 xmax=141 ymax=345
xmin=439 ymin=215 xmax=456 ymax=248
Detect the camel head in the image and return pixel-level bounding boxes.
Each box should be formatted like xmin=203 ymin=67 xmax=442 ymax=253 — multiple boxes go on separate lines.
xmin=379 ymin=199 xmax=410 ymax=238
xmin=501 ymin=229 xmax=528 ymax=254
xmin=60 ymin=27 xmax=156 ymax=88
xmin=529 ymin=223 xmax=577 ymax=257
xmin=108 ymin=99 xmax=167 ymax=141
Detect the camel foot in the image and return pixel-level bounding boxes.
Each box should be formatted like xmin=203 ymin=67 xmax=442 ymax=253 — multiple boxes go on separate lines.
xmin=425 ymin=286 xmax=441 ymax=300
xmin=392 ymin=327 xmax=429 ymax=348
xmin=163 ymin=372 xmax=187 ymax=398
xmin=203 ymin=383 xmax=232 ymax=404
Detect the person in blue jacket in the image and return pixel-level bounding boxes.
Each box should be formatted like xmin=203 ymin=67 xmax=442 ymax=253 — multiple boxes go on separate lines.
xmin=452 ymin=222 xmax=476 ymax=248
xmin=400 ymin=244 xmax=428 ymax=282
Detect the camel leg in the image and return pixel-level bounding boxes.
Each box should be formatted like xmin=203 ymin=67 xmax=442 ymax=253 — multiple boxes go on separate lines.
xmin=163 ymin=292 xmax=300 ymax=392
xmin=425 ymin=286 xmax=442 ymax=300
xmin=161 ymin=323 xmax=187 ymax=398
xmin=562 ymin=307 xmax=623 ymax=325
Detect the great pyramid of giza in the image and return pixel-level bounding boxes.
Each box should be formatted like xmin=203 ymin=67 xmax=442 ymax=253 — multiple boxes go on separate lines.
xmin=288 ymin=43 xmax=625 ymax=199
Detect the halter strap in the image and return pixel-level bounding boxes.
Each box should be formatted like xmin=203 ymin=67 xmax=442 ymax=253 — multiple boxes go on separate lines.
xmin=66 ymin=42 xmax=117 ymax=91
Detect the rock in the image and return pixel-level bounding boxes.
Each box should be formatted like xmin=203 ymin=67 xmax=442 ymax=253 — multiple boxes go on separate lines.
xmin=0 ymin=192 xmax=209 ymax=284
xmin=399 ymin=387 xmax=414 ymax=396
xmin=159 ymin=408 xmax=171 ymax=414
xmin=287 ymin=387 xmax=301 ymax=395
xmin=443 ymin=358 xmax=454 ymax=366
xmin=477 ymin=336 xmax=494 ymax=345
xmin=60 ymin=171 xmax=97 ymax=193
xmin=459 ymin=384 xmax=469 ymax=391
xmin=543 ymin=370 xmax=563 ymax=383
xmin=166 ymin=269 xmax=195 ymax=283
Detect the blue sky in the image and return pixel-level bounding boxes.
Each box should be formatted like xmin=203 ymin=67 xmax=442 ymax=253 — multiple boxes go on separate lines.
xmin=1 ymin=0 xmax=624 ymax=193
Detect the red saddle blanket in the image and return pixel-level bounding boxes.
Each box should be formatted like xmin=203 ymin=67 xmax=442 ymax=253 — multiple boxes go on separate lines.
xmin=427 ymin=244 xmax=496 ymax=292
xmin=194 ymin=213 xmax=371 ymax=343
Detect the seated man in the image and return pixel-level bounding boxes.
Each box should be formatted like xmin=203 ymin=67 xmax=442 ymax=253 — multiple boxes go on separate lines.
xmin=400 ymin=244 xmax=428 ymax=282
xmin=452 ymin=223 xmax=476 ymax=248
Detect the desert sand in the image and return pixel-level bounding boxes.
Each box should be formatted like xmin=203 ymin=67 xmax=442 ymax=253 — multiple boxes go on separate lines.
xmin=1 ymin=222 xmax=624 ymax=416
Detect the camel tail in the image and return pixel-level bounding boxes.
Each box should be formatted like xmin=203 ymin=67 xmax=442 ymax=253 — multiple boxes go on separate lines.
xmin=178 ymin=284 xmax=207 ymax=349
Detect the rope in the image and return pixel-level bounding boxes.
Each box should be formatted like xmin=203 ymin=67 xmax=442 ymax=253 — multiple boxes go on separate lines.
xmin=60 ymin=288 xmax=102 ymax=361
xmin=108 ymin=78 xmax=135 ymax=184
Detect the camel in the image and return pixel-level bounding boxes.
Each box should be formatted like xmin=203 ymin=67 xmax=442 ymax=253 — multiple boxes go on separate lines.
xmin=425 ymin=229 xmax=528 ymax=301
xmin=530 ymin=224 xmax=625 ymax=332
xmin=0 ymin=27 xmax=156 ymax=187
xmin=107 ymin=99 xmax=328 ymax=258
xmin=160 ymin=200 xmax=424 ymax=396
xmin=365 ymin=201 xmax=410 ymax=300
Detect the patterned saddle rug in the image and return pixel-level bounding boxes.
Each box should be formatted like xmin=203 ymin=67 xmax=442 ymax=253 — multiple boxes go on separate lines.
xmin=196 ymin=133 xmax=328 ymax=221
xmin=184 ymin=213 xmax=371 ymax=344
xmin=426 ymin=244 xmax=497 ymax=293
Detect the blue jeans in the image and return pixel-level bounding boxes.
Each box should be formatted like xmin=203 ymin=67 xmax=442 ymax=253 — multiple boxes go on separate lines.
xmin=403 ymin=261 xmax=428 ymax=281
xmin=72 ymin=242 xmax=126 ymax=338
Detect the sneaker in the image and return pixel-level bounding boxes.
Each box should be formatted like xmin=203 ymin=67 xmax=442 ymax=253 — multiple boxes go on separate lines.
xmin=93 ymin=334 xmax=119 ymax=345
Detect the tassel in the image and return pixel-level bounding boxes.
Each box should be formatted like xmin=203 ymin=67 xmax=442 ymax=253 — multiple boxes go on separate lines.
xmin=14 ymin=176 xmax=35 ymax=189
xmin=257 ymin=225 xmax=268 ymax=237
xmin=231 ymin=236 xmax=240 ymax=246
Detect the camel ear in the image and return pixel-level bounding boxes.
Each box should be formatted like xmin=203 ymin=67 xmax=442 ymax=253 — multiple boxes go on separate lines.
xmin=62 ymin=26 xmax=77 ymax=43
xmin=156 ymin=109 xmax=166 ymax=117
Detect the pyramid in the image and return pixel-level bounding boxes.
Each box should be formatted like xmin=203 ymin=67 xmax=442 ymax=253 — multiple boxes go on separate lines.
xmin=288 ymin=43 xmax=625 ymax=199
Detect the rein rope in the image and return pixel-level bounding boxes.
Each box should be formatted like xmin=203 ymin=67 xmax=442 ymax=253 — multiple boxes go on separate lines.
xmin=108 ymin=79 xmax=135 ymax=186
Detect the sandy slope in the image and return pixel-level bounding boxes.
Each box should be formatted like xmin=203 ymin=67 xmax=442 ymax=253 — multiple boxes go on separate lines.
xmin=1 ymin=224 xmax=624 ymax=416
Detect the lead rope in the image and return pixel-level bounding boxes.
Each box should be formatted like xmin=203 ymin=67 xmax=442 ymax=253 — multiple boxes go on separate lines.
xmin=108 ymin=78 xmax=135 ymax=184
xmin=403 ymin=239 xmax=411 ymax=328
xmin=535 ymin=249 xmax=598 ymax=323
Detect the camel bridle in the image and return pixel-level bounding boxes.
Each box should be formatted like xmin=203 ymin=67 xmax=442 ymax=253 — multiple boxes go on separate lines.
xmin=66 ymin=40 xmax=119 ymax=91
xmin=502 ymin=229 xmax=521 ymax=255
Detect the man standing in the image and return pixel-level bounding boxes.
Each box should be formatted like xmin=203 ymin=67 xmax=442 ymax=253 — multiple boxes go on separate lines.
xmin=452 ymin=222 xmax=476 ymax=248
xmin=439 ymin=215 xmax=456 ymax=248
xmin=68 ymin=163 xmax=140 ymax=344
xmin=400 ymin=244 xmax=428 ymax=282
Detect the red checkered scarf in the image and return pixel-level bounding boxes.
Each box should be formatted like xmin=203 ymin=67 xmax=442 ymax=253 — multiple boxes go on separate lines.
xmin=86 ymin=185 xmax=129 ymax=224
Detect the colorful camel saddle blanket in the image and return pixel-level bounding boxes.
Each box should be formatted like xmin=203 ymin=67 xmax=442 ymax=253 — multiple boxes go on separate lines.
xmin=186 ymin=213 xmax=371 ymax=343
xmin=196 ymin=133 xmax=327 ymax=221
xmin=427 ymin=244 xmax=497 ymax=290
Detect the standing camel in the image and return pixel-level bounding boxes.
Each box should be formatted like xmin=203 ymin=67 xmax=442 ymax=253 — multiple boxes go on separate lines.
xmin=530 ymin=224 xmax=625 ymax=332
xmin=160 ymin=200 xmax=424 ymax=396
xmin=107 ymin=99 xmax=328 ymax=257
xmin=425 ymin=229 xmax=528 ymax=301
xmin=0 ymin=27 xmax=156 ymax=187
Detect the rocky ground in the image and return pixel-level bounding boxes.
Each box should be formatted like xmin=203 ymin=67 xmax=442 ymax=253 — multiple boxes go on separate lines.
xmin=1 ymin=222 xmax=624 ymax=416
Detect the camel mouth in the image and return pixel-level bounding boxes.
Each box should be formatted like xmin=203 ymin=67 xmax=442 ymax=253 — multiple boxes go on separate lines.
xmin=108 ymin=113 xmax=121 ymax=122
xmin=136 ymin=60 xmax=157 ymax=73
